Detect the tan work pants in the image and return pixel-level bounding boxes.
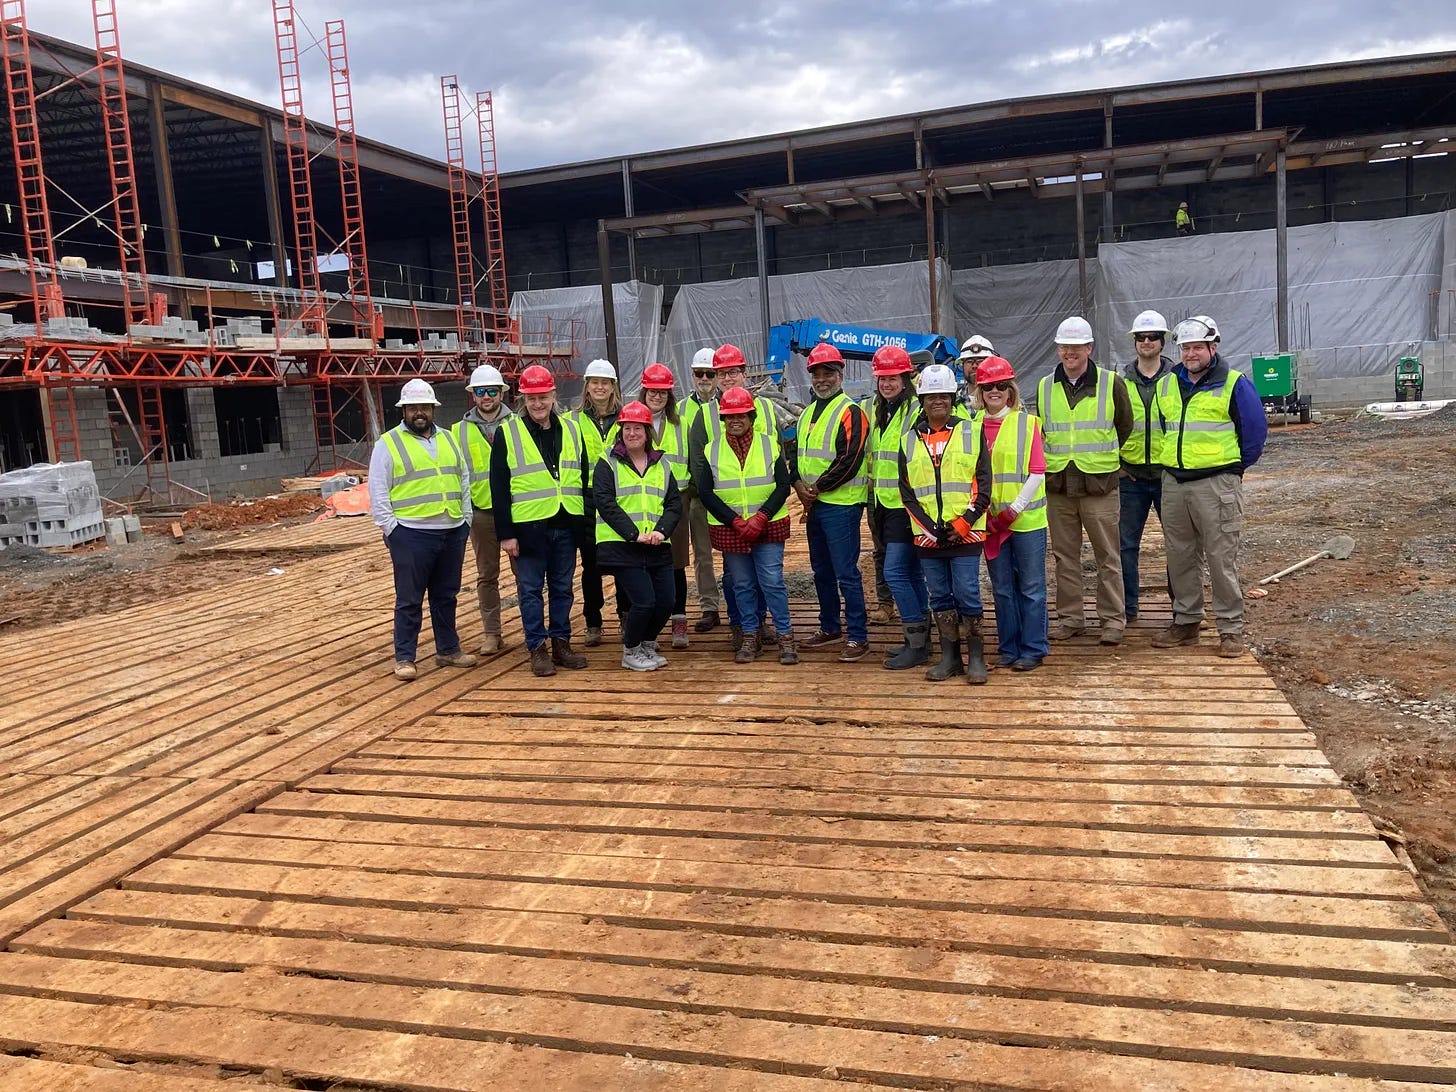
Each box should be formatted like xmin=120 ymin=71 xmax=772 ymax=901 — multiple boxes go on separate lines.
xmin=1161 ymin=471 xmax=1245 ymax=636
xmin=1047 ymin=489 xmax=1125 ymax=633
xmin=469 ymin=510 xmax=513 ymax=637
xmin=686 ymin=490 xmax=720 ymax=613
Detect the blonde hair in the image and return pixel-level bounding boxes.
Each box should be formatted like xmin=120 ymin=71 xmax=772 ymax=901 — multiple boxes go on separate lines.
xmin=971 ymin=378 xmax=1022 ymax=412
xmin=576 ymin=378 xmax=622 ymax=416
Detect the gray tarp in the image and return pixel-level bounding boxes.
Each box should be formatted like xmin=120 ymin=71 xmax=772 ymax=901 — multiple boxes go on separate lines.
xmin=509 ymin=281 xmax=663 ymax=395
xmin=951 ymin=258 xmax=1101 ymax=384
xmin=663 ymin=259 xmax=953 ymax=400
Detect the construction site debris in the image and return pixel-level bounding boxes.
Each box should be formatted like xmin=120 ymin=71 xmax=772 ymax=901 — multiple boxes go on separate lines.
xmin=181 ymin=494 xmax=326 ymax=531
xmin=0 ymin=461 xmax=105 ymax=550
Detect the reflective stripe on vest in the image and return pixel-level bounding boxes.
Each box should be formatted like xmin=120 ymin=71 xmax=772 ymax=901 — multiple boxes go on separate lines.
xmin=986 ymin=409 xmax=1048 ymax=532
xmin=655 ymin=415 xmax=690 ymax=488
xmin=900 ymin=417 xmax=987 ymax=538
xmin=706 ymin=432 xmax=787 ymax=526
xmin=453 ymin=417 xmax=503 ymax=510
xmin=500 ymin=415 xmax=585 ymax=522
xmin=1038 ymin=367 xmax=1120 ymax=473
xmin=573 ymin=410 xmax=615 ymax=469
xmin=1120 ymin=374 xmax=1165 ymax=467
xmin=869 ymin=400 xmax=913 ymax=509
xmin=595 ymin=455 xmax=669 ymax=544
xmin=704 ymin=395 xmax=775 ymax=439
xmin=1156 ymin=369 xmax=1241 ymax=470
xmin=384 ymin=425 xmax=464 ymax=521
xmin=796 ymin=392 xmax=867 ymax=505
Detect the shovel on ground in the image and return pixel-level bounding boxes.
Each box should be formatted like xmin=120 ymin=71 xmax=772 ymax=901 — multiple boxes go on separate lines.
xmin=1259 ymin=533 xmax=1356 ymax=585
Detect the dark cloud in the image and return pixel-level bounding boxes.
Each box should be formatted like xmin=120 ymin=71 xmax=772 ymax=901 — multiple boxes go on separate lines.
xmin=27 ymin=1 xmax=1456 ymax=171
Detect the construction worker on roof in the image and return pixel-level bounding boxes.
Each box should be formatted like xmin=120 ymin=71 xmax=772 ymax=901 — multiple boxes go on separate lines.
xmin=681 ymin=347 xmax=723 ymax=634
xmin=637 ymin=362 xmax=693 ymax=649
xmin=369 ymin=379 xmax=476 ymax=681
xmin=455 ymin=364 xmax=514 ymax=657
xmin=490 ymin=365 xmax=590 ymax=678
xmin=1175 ymin=201 xmax=1194 ymax=236
xmin=1119 ymin=310 xmax=1174 ymax=623
xmin=569 ymin=359 xmax=622 ymax=648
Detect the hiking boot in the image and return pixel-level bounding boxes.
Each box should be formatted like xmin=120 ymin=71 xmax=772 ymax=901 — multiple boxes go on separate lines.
xmin=480 ymin=634 xmax=504 ymax=656
xmin=1099 ymin=629 xmax=1124 ymax=647
xmin=839 ymin=641 xmax=870 ymax=663
xmin=393 ymin=660 xmax=417 ymax=681
xmin=926 ymin=611 xmax=965 ymax=681
xmin=1217 ymin=633 xmax=1244 ymax=659
xmin=883 ymin=621 xmax=930 ymax=670
xmin=759 ymin=622 xmax=778 ymax=647
xmin=694 ymin=610 xmax=721 ymax=633
xmin=867 ymin=603 xmax=896 ymax=625
xmin=1049 ymin=623 xmax=1085 ymax=641
xmin=641 ymin=641 xmax=668 ymax=668
xmin=800 ymin=630 xmax=844 ymax=648
xmin=551 ymin=637 xmax=587 ymax=669
xmin=962 ymin=617 xmax=988 ymax=685
xmin=778 ymin=632 xmax=799 ymax=665
xmin=584 ymin=626 xmax=603 ymax=648
xmin=729 ymin=624 xmax=744 ymax=652
xmin=435 ymin=651 xmax=478 ymax=668
xmin=734 ymin=631 xmax=760 ymax=664
xmin=621 ymin=645 xmax=657 ymax=672
xmin=670 ymin=615 xmax=690 ymax=648
xmin=530 ymin=644 xmax=555 ymax=677
xmin=1152 ymin=622 xmax=1201 ymax=648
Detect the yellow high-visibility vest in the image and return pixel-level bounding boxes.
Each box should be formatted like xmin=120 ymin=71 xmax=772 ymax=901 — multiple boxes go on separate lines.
xmin=795 ymin=392 xmax=867 ymax=506
xmin=984 ymin=409 xmax=1048 ymax=532
xmin=901 ymin=417 xmax=987 ymax=539
xmin=499 ymin=415 xmax=585 ymax=522
xmin=384 ymin=425 xmax=464 ymax=521
xmin=1156 ymin=370 xmax=1242 ymax=470
xmin=1038 ymin=368 xmax=1120 ymax=474
xmin=705 ymin=431 xmax=786 ymax=526
xmin=595 ymin=454 xmax=669 ymax=544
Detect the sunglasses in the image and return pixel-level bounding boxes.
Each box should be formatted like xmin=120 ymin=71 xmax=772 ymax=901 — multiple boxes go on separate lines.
xmin=470 ymin=386 xmax=503 ymax=397
xmin=979 ymin=381 xmax=1012 ymax=393
xmin=1133 ymin=334 xmax=1163 ymax=343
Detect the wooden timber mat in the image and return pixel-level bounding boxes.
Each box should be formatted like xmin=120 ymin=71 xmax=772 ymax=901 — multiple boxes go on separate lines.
xmin=199 ymin=514 xmax=379 ymax=553
xmin=1 ymin=521 xmax=1454 ymax=1089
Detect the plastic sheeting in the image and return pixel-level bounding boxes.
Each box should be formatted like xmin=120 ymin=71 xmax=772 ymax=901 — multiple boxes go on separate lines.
xmin=662 ymin=260 xmax=953 ymax=400
xmin=951 ymin=258 xmax=1100 ymax=384
xmin=1094 ymin=211 xmax=1449 ymax=377
xmin=509 ymin=280 xmax=663 ymax=394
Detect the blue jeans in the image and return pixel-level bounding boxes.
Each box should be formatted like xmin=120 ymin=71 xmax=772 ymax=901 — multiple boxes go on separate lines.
xmin=883 ymin=540 xmax=929 ymax=623
xmin=806 ymin=502 xmax=867 ymax=643
xmin=722 ymin=571 xmax=740 ymax=626
xmin=1119 ymin=476 xmax=1163 ymax=619
xmin=721 ymin=543 xmax=792 ymax=636
xmin=986 ymin=527 xmax=1049 ymax=663
xmin=513 ymin=525 xmax=577 ymax=650
xmin=919 ymin=552 xmax=983 ymax=618
xmin=385 ymin=522 xmax=469 ymax=662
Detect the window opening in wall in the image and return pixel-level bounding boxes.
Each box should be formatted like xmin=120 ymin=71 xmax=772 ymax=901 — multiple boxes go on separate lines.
xmin=0 ymin=389 xmax=47 ymax=472
xmin=214 ymin=386 xmax=284 ymax=457
xmin=108 ymin=388 xmax=194 ymax=466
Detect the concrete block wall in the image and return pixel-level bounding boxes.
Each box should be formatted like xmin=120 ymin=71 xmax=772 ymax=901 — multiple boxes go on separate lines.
xmin=1290 ymin=341 xmax=1454 ymax=409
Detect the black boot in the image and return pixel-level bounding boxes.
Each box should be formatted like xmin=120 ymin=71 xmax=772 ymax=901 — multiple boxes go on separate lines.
xmin=963 ymin=616 xmax=988 ymax=685
xmin=883 ymin=621 xmax=930 ymax=670
xmin=926 ymin=611 xmax=964 ymax=681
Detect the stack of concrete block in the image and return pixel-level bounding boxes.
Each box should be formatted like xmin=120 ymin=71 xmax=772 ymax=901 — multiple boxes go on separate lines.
xmin=128 ymin=315 xmax=209 ymax=345
xmin=419 ymin=332 xmax=461 ymax=352
xmin=43 ymin=315 xmax=103 ymax=340
xmin=0 ymin=461 xmax=105 ymax=550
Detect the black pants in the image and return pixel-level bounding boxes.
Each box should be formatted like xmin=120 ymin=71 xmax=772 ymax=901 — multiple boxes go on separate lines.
xmin=385 ymin=522 xmax=469 ymax=662
xmin=579 ymin=538 xmax=605 ymax=628
xmin=609 ymin=563 xmax=674 ymax=647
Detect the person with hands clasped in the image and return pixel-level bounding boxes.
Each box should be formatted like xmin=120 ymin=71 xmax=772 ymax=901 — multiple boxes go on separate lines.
xmin=898 ymin=364 xmax=993 ymax=684
xmin=593 ymin=401 xmax=683 ymax=672
xmin=694 ymin=387 xmax=798 ymax=667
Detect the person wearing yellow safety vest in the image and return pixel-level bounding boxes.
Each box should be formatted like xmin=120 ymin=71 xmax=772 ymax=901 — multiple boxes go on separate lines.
xmin=681 ymin=347 xmax=722 ymax=633
xmin=898 ymin=363 xmax=993 ymax=684
xmin=369 ymin=378 xmax=477 ymax=681
xmin=694 ymin=386 xmax=797 ymax=666
xmin=792 ymin=342 xmax=871 ymax=662
xmin=593 ymin=400 xmax=683 ymax=672
xmin=1175 ymin=201 xmax=1194 ymax=236
xmin=973 ymin=356 xmax=1050 ymax=672
xmin=570 ymin=358 xmax=622 ymax=647
xmin=686 ymin=343 xmax=779 ymax=653
xmin=454 ymin=363 xmax=515 ymax=656
xmin=637 ymin=362 xmax=694 ymax=648
xmin=1152 ymin=316 xmax=1268 ymax=658
xmin=1032 ymin=316 xmax=1134 ymax=645
xmin=866 ymin=345 xmax=932 ymax=670
xmin=489 ymin=365 xmax=590 ymax=678
xmin=1119 ymin=310 xmax=1174 ymax=623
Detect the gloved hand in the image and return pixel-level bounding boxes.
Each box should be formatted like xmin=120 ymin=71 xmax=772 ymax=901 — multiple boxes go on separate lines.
xmin=933 ymin=525 xmax=951 ymax=548
xmin=731 ymin=516 xmax=752 ymax=537
xmin=990 ymin=508 xmax=1016 ymax=534
xmin=743 ymin=511 xmax=769 ymax=541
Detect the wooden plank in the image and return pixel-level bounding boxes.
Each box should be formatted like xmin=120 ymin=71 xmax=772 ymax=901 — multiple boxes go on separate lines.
xmin=0 ymin=1056 xmax=233 ymax=1091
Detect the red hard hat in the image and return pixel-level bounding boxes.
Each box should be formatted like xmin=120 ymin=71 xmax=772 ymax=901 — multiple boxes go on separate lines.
xmin=617 ymin=400 xmax=653 ymax=426
xmin=718 ymin=386 xmax=756 ymax=416
xmin=871 ymin=345 xmax=913 ymax=376
xmin=518 ymin=365 xmax=556 ymax=394
xmin=975 ymin=356 xmax=1015 ymax=385
xmin=806 ymin=342 xmax=844 ymax=369
xmin=712 ymin=343 xmax=746 ymax=370
xmin=641 ymin=362 xmax=675 ymax=390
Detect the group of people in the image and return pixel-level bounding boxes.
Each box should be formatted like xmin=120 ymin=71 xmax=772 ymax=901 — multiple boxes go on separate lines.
xmin=370 ymin=307 xmax=1266 ymax=681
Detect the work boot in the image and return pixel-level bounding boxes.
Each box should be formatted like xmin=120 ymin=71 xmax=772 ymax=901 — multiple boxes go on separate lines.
xmin=480 ymin=633 xmax=504 ymax=656
xmin=1152 ymin=622 xmax=1201 ymax=648
xmin=530 ymin=644 xmax=555 ymax=677
xmin=393 ymin=660 xmax=417 ymax=681
xmin=867 ymin=603 xmax=895 ymax=625
xmin=551 ymin=637 xmax=587 ymax=669
xmin=671 ymin=615 xmax=690 ymax=648
xmin=695 ymin=610 xmax=721 ymax=633
xmin=734 ymin=631 xmax=760 ymax=664
xmin=729 ymin=624 xmax=744 ymax=652
xmin=883 ymin=621 xmax=930 ymax=670
xmin=801 ymin=630 xmax=844 ymax=648
xmin=926 ymin=611 xmax=965 ymax=681
xmin=621 ymin=645 xmax=656 ymax=672
xmin=1217 ymin=633 xmax=1244 ymax=658
xmin=435 ymin=650 xmax=478 ymax=668
xmin=641 ymin=641 xmax=668 ymax=668
xmin=759 ymin=621 xmax=778 ymax=647
xmin=778 ymin=632 xmax=799 ymax=665
xmin=962 ymin=617 xmax=988 ymax=685
xmin=584 ymin=625 xmax=603 ymax=648
xmin=1049 ymin=623 xmax=1085 ymax=641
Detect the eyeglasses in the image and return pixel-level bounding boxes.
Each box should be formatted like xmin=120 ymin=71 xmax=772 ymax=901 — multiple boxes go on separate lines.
xmin=470 ymin=386 xmax=503 ymax=397
xmin=1133 ymin=334 xmax=1163 ymax=343
xmin=979 ymin=381 xmax=1012 ymax=393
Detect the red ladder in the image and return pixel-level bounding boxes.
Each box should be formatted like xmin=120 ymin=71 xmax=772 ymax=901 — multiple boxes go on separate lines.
xmin=440 ymin=75 xmax=476 ymax=348
xmin=0 ymin=0 xmax=59 ymax=320
xmin=92 ymin=0 xmax=151 ymax=330
xmin=476 ymin=90 xmax=509 ymax=345
xmin=272 ymin=0 xmax=326 ymax=336
xmin=325 ymin=19 xmax=374 ymax=338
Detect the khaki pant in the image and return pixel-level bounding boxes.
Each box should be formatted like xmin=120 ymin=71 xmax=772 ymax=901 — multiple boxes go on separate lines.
xmin=468 ymin=510 xmax=513 ymax=637
xmin=1161 ymin=471 xmax=1245 ymax=636
xmin=686 ymin=491 xmax=719 ymax=613
xmin=1047 ymin=489 xmax=1124 ymax=633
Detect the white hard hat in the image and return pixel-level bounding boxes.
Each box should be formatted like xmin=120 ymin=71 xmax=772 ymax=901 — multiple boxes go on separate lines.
xmin=958 ymin=335 xmax=994 ymax=360
xmin=691 ymin=346 xmax=715 ymax=371
xmin=467 ymin=364 xmax=504 ymax=388
xmin=1129 ymin=310 xmax=1169 ymax=336
xmin=1188 ymin=314 xmax=1220 ymax=342
xmin=583 ymin=359 xmax=617 ymax=381
xmin=1173 ymin=316 xmax=1218 ymax=345
xmin=1054 ymin=316 xmax=1094 ymax=345
xmin=396 ymin=378 xmax=440 ymax=406
xmin=917 ymin=363 xmax=958 ymax=396
xmin=1179 ymin=201 xmax=1189 ymax=209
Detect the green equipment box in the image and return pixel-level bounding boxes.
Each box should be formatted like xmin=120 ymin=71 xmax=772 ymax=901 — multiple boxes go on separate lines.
xmin=1251 ymin=352 xmax=1311 ymax=422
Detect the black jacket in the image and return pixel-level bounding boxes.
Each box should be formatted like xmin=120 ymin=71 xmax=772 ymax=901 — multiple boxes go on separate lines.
xmin=489 ymin=411 xmax=588 ymax=552
xmin=592 ymin=441 xmax=682 ymax=569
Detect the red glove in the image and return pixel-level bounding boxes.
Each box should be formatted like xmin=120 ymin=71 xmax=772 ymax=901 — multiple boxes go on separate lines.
xmin=990 ymin=509 xmax=1016 ymax=534
xmin=731 ymin=516 xmax=752 ymax=537
xmin=743 ymin=511 xmax=769 ymax=541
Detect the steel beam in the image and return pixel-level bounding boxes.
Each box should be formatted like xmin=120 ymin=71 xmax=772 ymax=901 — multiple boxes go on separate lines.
xmin=597 ymin=220 xmax=618 ymax=364
xmin=1276 ymin=147 xmax=1289 ymax=353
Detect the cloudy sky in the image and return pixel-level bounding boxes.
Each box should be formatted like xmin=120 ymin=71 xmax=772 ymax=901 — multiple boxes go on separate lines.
xmin=27 ymin=1 xmax=1456 ymax=172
